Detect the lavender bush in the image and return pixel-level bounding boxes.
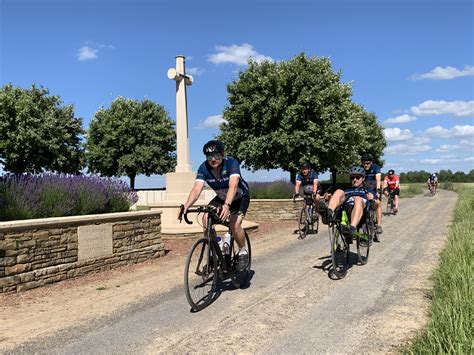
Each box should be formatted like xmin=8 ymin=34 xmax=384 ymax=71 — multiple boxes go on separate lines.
xmin=0 ymin=174 xmax=138 ymax=221
xmin=249 ymin=180 xmax=294 ymax=199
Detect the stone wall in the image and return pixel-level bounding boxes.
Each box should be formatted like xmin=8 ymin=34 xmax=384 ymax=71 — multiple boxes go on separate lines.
xmin=0 ymin=211 xmax=163 ymax=293
xmin=246 ymin=199 xmax=301 ymax=221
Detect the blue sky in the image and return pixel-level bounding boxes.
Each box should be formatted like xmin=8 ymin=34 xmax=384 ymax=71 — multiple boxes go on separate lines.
xmin=1 ymin=0 xmax=473 ymax=188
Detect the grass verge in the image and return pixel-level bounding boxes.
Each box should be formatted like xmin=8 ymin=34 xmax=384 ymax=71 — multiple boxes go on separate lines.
xmin=404 ymin=184 xmax=473 ymax=354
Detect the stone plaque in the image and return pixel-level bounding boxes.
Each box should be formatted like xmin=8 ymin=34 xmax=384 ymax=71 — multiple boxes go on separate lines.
xmin=78 ymin=224 xmax=113 ymax=261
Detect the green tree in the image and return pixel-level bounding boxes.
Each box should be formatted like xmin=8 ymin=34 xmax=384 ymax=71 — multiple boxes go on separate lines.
xmin=219 ymin=53 xmax=386 ymax=185
xmin=0 ymin=84 xmax=84 ymax=174
xmin=86 ymin=97 xmax=176 ymax=189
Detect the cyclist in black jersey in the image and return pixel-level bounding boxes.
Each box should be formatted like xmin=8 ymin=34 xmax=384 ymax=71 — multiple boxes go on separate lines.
xmin=179 ymin=140 xmax=250 ymax=270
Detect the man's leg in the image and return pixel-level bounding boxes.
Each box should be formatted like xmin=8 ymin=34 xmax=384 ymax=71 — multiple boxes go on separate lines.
xmin=230 ymin=215 xmax=245 ymax=249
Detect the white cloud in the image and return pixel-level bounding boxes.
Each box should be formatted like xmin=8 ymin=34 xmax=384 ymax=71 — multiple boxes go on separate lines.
xmin=384 ymin=128 xmax=413 ymax=142
xmin=425 ymin=125 xmax=474 ymax=138
xmin=420 ymin=159 xmax=443 ymax=164
xmin=411 ymin=65 xmax=474 ymax=80
xmin=384 ymin=114 xmax=417 ymax=124
xmin=436 ymin=144 xmax=461 ymax=153
xmin=410 ymin=100 xmax=474 ymax=117
xmin=460 ymin=139 xmax=474 ymax=147
xmin=465 ymin=157 xmax=474 ymax=162
xmin=77 ymin=46 xmax=98 ymax=61
xmin=385 ymin=144 xmax=431 ymax=155
xmin=187 ymin=67 xmax=204 ymax=76
xmin=197 ymin=115 xmax=228 ymax=129
xmin=208 ymin=43 xmax=273 ymax=66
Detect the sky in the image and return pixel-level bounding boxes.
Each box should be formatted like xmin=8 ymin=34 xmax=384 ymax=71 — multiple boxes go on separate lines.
xmin=1 ymin=0 xmax=473 ymax=188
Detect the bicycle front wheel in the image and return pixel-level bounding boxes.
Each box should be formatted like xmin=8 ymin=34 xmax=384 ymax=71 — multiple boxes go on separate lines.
xmin=298 ymin=207 xmax=309 ymax=239
xmin=231 ymin=231 xmax=252 ymax=288
xmin=184 ymin=237 xmax=217 ymax=311
xmin=356 ymin=223 xmax=371 ymax=265
xmin=329 ymin=224 xmax=349 ymax=279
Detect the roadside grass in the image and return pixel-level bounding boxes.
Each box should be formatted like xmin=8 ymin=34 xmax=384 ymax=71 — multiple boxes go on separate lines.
xmin=400 ymin=183 xmax=424 ymax=198
xmin=404 ymin=184 xmax=473 ymax=354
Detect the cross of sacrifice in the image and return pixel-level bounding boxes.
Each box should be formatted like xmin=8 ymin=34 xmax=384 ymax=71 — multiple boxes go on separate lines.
xmin=167 ymin=55 xmax=193 ymax=173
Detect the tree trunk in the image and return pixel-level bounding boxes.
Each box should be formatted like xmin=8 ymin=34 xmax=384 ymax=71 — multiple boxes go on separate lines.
xmin=331 ymin=167 xmax=337 ymax=190
xmin=290 ymin=169 xmax=297 ymax=185
xmin=129 ymin=174 xmax=136 ymax=190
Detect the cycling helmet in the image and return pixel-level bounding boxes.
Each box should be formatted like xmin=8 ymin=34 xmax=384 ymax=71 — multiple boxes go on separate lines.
xmin=388 ymin=169 xmax=395 ymax=175
xmin=349 ymin=166 xmax=366 ymax=177
xmin=361 ymin=153 xmax=373 ymax=162
xmin=202 ymin=140 xmax=224 ymax=155
xmin=300 ymin=162 xmax=311 ymax=169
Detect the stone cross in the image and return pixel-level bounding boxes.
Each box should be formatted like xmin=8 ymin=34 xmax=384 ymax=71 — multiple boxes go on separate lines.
xmin=167 ymin=55 xmax=193 ymax=173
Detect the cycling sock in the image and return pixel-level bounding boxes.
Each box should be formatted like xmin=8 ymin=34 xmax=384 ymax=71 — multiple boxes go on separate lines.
xmin=238 ymin=247 xmax=248 ymax=256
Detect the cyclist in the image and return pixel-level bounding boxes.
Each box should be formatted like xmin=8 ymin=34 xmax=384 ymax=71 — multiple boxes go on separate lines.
xmin=361 ymin=153 xmax=383 ymax=236
xmin=427 ymin=172 xmax=438 ymax=194
xmin=294 ymin=161 xmax=321 ymax=211
xmin=179 ymin=140 xmax=250 ymax=270
xmin=326 ymin=166 xmax=376 ymax=243
xmin=383 ymin=169 xmax=400 ymax=213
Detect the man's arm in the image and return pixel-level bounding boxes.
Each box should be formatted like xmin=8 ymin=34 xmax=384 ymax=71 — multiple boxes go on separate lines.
xmin=220 ymin=175 xmax=239 ymax=219
xmin=295 ymin=181 xmax=301 ymax=195
xmin=183 ymin=181 xmax=205 ymax=211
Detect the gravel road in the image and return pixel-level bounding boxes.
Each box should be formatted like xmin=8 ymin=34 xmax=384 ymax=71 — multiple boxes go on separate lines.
xmin=1 ymin=190 xmax=457 ymax=354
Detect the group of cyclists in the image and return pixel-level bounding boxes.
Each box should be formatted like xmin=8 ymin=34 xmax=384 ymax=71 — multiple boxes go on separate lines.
xmin=178 ymin=139 xmax=441 ymax=272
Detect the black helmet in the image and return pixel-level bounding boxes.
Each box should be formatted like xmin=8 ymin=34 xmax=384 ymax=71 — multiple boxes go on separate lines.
xmin=300 ymin=162 xmax=311 ymax=169
xmin=388 ymin=169 xmax=395 ymax=175
xmin=202 ymin=140 xmax=224 ymax=155
xmin=349 ymin=166 xmax=366 ymax=177
xmin=361 ymin=153 xmax=373 ymax=162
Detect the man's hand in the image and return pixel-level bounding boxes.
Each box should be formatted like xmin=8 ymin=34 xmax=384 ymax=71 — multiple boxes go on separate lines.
xmin=219 ymin=204 xmax=230 ymax=221
xmin=177 ymin=204 xmax=187 ymax=222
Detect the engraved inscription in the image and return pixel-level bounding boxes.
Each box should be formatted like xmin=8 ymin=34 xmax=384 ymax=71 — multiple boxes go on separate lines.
xmin=78 ymin=224 xmax=113 ymax=261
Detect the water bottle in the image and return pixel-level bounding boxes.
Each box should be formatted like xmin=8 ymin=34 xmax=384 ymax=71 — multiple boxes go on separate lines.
xmin=216 ymin=236 xmax=224 ymax=253
xmin=223 ymin=232 xmax=231 ymax=255
xmin=341 ymin=210 xmax=348 ymax=226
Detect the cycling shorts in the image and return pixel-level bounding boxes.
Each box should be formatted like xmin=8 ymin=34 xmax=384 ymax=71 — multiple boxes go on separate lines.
xmin=208 ymin=194 xmax=250 ymax=220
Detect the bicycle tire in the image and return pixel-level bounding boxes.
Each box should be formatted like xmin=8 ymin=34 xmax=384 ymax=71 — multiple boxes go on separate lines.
xmin=329 ymin=224 xmax=349 ymax=279
xmin=298 ymin=207 xmax=309 ymax=239
xmin=184 ymin=237 xmax=217 ymax=311
xmin=356 ymin=223 xmax=371 ymax=265
xmin=386 ymin=197 xmax=392 ymax=215
xmin=231 ymin=231 xmax=252 ymax=288
xmin=368 ymin=209 xmax=380 ymax=242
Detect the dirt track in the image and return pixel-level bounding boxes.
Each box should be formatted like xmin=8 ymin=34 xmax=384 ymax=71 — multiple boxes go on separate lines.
xmin=0 ymin=190 xmax=457 ymax=354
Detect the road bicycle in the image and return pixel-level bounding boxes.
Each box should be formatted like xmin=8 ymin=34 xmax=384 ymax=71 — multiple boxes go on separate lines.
xmin=327 ymin=195 xmax=375 ymax=279
xmin=293 ymin=193 xmax=319 ymax=239
xmin=179 ymin=205 xmax=251 ymax=312
xmin=385 ymin=190 xmax=396 ymax=215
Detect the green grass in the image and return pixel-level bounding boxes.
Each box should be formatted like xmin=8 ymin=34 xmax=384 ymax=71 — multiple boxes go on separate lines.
xmin=400 ymin=183 xmax=424 ymax=198
xmin=404 ymin=184 xmax=473 ymax=354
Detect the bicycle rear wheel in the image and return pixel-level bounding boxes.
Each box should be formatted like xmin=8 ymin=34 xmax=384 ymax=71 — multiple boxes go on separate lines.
xmin=231 ymin=231 xmax=252 ymax=288
xmin=356 ymin=223 xmax=371 ymax=265
xmin=329 ymin=224 xmax=349 ymax=279
xmin=298 ymin=207 xmax=309 ymax=239
xmin=368 ymin=209 xmax=380 ymax=242
xmin=184 ymin=237 xmax=217 ymax=311
xmin=312 ymin=207 xmax=319 ymax=234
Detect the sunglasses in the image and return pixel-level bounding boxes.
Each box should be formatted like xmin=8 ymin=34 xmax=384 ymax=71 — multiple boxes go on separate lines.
xmin=362 ymin=161 xmax=372 ymax=165
xmin=206 ymin=153 xmax=222 ymax=161
xmin=350 ymin=175 xmax=363 ymax=180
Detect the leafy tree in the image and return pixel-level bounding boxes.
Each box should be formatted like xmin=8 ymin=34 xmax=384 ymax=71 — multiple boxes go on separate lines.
xmin=219 ymin=53 xmax=386 ymax=185
xmin=86 ymin=97 xmax=176 ymax=189
xmin=0 ymin=84 xmax=84 ymax=174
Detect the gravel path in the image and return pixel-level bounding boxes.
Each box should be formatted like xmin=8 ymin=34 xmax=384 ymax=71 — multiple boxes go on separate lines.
xmin=0 ymin=190 xmax=457 ymax=354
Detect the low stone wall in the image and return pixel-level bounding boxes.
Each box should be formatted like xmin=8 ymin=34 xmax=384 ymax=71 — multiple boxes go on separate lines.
xmin=0 ymin=211 xmax=163 ymax=293
xmin=246 ymin=199 xmax=301 ymax=221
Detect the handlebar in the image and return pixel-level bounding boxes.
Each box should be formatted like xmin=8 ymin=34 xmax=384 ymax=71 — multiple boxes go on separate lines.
xmin=178 ymin=205 xmax=230 ymax=227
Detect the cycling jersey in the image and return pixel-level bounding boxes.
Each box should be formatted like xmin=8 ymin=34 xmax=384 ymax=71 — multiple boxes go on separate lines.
xmin=196 ymin=157 xmax=249 ymax=201
xmin=428 ymin=176 xmax=438 ymax=184
xmin=384 ymin=175 xmax=400 ymax=190
xmin=363 ymin=163 xmax=381 ymax=191
xmin=344 ymin=187 xmax=370 ymax=207
xmin=296 ymin=170 xmax=320 ymax=194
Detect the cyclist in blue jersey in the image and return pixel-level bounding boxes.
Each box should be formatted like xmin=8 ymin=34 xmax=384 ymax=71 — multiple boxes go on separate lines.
xmin=326 ymin=166 xmax=375 ymax=243
xmin=361 ymin=153 xmax=383 ymax=236
xmin=427 ymin=172 xmax=438 ymax=194
xmin=180 ymin=140 xmax=250 ymax=270
xmin=294 ymin=162 xmax=321 ymax=209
